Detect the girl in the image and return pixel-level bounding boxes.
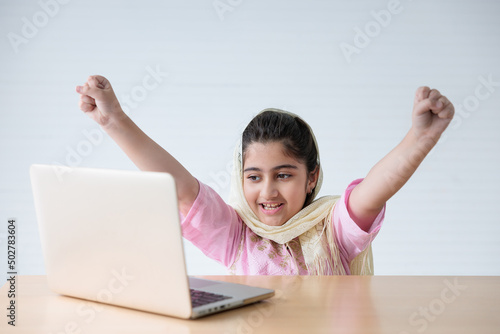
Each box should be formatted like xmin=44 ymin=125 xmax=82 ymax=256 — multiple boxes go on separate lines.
xmin=76 ymin=75 xmax=454 ymax=275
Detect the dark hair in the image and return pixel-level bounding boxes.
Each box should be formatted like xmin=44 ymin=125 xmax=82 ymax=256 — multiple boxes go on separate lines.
xmin=242 ymin=109 xmax=319 ymax=206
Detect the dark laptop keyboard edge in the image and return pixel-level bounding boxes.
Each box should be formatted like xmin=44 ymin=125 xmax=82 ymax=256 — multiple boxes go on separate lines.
xmin=190 ymin=289 xmax=232 ymax=307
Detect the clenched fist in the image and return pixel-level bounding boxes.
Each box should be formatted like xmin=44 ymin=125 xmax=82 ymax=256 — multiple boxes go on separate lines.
xmin=412 ymin=87 xmax=455 ymax=143
xmin=76 ymin=75 xmax=124 ymax=128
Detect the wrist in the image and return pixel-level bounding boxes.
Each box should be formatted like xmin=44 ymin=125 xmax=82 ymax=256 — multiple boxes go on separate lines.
xmin=407 ymin=127 xmax=438 ymax=154
xmin=101 ymin=110 xmax=130 ymax=133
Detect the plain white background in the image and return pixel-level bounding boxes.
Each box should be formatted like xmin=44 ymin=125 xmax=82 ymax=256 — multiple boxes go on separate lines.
xmin=0 ymin=0 xmax=499 ymax=276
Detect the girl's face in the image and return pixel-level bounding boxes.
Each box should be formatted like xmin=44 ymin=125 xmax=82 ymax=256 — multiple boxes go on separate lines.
xmin=242 ymin=141 xmax=319 ymax=226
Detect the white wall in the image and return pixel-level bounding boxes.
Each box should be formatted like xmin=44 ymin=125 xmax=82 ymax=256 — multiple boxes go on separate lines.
xmin=0 ymin=0 xmax=499 ymax=276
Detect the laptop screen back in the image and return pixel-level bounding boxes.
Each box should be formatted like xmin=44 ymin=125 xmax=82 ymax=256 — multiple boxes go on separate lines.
xmin=30 ymin=164 xmax=193 ymax=318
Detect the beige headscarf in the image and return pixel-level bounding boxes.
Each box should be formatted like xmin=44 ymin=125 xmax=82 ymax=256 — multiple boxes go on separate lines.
xmin=228 ymin=108 xmax=373 ymax=275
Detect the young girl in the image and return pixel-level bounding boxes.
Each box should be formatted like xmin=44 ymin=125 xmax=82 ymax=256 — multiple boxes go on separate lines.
xmin=76 ymin=76 xmax=454 ymax=275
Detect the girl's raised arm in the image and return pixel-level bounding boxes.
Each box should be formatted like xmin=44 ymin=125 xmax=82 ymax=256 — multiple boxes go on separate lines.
xmin=347 ymin=87 xmax=455 ymax=232
xmin=76 ymin=75 xmax=199 ymax=216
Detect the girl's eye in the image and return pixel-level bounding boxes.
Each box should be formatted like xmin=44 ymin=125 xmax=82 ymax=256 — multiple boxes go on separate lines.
xmin=247 ymin=175 xmax=261 ymax=181
xmin=277 ymin=173 xmax=291 ymax=179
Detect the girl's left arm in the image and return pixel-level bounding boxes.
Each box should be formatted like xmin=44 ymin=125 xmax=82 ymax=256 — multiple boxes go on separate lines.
xmin=348 ymin=87 xmax=455 ymax=232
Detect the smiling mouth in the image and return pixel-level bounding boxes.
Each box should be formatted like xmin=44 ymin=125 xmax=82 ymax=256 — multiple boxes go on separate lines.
xmin=261 ymin=203 xmax=283 ymax=211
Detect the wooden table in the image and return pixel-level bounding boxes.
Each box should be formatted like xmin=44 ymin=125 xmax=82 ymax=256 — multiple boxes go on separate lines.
xmin=1 ymin=275 xmax=499 ymax=333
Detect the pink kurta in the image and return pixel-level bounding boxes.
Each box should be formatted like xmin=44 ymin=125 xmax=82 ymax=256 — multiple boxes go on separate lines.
xmin=181 ymin=179 xmax=384 ymax=275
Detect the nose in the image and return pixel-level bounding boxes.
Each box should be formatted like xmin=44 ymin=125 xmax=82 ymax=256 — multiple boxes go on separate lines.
xmin=261 ymin=178 xmax=279 ymax=199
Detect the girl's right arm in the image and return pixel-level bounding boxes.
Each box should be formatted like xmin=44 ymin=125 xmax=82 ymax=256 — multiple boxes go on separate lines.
xmin=76 ymin=75 xmax=199 ymax=216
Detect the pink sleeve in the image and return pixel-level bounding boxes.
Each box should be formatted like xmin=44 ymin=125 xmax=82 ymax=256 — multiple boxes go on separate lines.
xmin=332 ymin=178 xmax=385 ymax=262
xmin=180 ymin=180 xmax=243 ymax=267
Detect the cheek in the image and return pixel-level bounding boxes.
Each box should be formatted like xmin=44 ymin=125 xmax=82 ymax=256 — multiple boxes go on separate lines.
xmin=291 ymin=189 xmax=307 ymax=204
xmin=286 ymin=181 xmax=308 ymax=204
xmin=242 ymin=183 xmax=257 ymax=206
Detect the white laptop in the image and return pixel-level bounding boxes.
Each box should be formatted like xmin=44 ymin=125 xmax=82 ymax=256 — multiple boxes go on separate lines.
xmin=29 ymin=164 xmax=274 ymax=319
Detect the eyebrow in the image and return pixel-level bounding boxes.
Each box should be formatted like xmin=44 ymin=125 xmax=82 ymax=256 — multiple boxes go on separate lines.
xmin=243 ymin=164 xmax=299 ymax=173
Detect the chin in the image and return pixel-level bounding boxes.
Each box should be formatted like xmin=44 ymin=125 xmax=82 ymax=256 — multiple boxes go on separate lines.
xmin=261 ymin=218 xmax=285 ymax=227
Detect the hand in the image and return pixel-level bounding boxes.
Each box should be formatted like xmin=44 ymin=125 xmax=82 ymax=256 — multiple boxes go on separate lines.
xmin=411 ymin=87 xmax=455 ymax=143
xmin=76 ymin=75 xmax=125 ymax=128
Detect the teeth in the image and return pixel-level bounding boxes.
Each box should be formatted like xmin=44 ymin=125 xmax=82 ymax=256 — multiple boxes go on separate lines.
xmin=262 ymin=203 xmax=281 ymax=210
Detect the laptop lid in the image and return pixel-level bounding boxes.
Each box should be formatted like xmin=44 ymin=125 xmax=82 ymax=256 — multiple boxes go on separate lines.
xmin=30 ymin=164 xmax=194 ymax=318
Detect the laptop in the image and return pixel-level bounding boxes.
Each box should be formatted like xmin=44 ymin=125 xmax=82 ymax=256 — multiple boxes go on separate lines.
xmin=29 ymin=164 xmax=274 ymax=319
